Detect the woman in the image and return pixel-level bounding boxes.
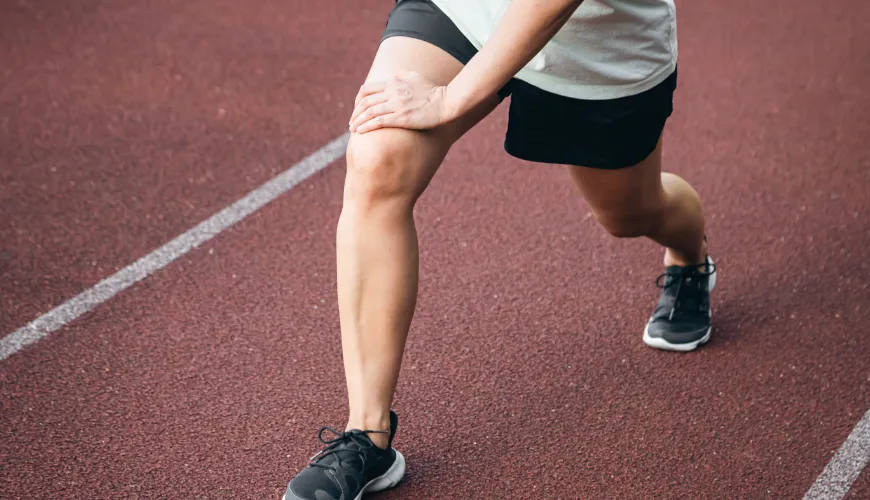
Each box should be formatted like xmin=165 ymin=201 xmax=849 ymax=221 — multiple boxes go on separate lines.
xmin=283 ymin=1 xmax=716 ymax=498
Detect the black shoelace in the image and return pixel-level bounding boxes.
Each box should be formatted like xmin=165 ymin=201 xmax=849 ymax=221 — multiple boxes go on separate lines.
xmin=655 ymin=261 xmax=716 ymax=320
xmin=308 ymin=426 xmax=388 ymax=471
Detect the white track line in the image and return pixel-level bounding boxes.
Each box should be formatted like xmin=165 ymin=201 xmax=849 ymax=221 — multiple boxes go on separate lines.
xmin=804 ymin=409 xmax=870 ymax=499
xmin=0 ymin=133 xmax=350 ymax=361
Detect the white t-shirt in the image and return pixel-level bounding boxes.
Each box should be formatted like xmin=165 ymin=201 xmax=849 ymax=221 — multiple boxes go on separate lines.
xmin=431 ymin=0 xmax=678 ymax=100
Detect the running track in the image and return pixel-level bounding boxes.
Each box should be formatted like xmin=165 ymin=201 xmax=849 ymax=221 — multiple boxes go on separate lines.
xmin=2 ymin=0 xmax=869 ymax=498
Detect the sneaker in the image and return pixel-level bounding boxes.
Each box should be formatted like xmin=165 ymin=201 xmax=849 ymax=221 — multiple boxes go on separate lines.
xmin=643 ymin=255 xmax=717 ymax=352
xmin=282 ymin=411 xmax=405 ymax=500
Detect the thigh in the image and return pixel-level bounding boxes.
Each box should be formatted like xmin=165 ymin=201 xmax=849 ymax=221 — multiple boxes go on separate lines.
xmin=566 ymin=136 xmax=666 ymax=217
xmin=363 ymin=36 xmax=498 ymax=140
xmin=346 ymin=0 xmax=502 ymax=201
xmin=346 ymin=35 xmax=499 ymax=203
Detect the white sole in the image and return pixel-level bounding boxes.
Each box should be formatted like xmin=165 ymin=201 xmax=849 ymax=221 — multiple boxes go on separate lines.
xmin=643 ymin=324 xmax=711 ymax=352
xmin=643 ymin=256 xmax=716 ymax=352
xmin=356 ymin=450 xmax=405 ymax=498
xmin=282 ymin=450 xmax=405 ymax=500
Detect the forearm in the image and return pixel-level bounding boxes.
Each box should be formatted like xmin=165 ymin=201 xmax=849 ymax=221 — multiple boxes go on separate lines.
xmin=445 ymin=0 xmax=583 ymax=118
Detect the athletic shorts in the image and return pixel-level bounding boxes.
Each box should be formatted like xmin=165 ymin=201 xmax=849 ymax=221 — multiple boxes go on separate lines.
xmin=381 ymin=0 xmax=678 ymax=169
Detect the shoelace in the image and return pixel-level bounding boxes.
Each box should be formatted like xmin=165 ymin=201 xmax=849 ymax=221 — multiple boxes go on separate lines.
xmin=655 ymin=260 xmax=716 ymax=320
xmin=308 ymin=426 xmax=388 ymax=471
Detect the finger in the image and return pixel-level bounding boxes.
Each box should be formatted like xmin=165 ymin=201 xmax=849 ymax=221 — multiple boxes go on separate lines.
xmin=354 ymin=81 xmax=387 ymax=106
xmin=354 ymin=113 xmax=396 ymax=134
xmin=350 ymin=102 xmax=396 ymax=132
xmin=349 ymin=92 xmax=389 ymax=124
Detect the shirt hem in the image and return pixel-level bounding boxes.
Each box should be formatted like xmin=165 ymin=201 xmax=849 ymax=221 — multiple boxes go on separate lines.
xmin=512 ymin=58 xmax=678 ymax=100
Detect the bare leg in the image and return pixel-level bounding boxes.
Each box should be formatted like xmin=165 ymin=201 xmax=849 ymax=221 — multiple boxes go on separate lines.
xmin=338 ymin=37 xmax=499 ymax=447
xmin=567 ymin=137 xmax=707 ymax=266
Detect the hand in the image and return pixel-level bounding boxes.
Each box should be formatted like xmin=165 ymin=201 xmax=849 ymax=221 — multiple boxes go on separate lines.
xmin=349 ymin=71 xmax=455 ymax=134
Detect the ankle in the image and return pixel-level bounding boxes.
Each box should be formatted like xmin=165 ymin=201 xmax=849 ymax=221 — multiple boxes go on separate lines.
xmin=663 ymin=239 xmax=707 ymax=268
xmin=346 ymin=412 xmax=391 ymax=449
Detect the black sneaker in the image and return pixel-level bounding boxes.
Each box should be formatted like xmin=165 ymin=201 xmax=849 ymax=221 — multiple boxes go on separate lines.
xmin=643 ymin=255 xmax=717 ymax=351
xmin=282 ymin=411 xmax=405 ymax=500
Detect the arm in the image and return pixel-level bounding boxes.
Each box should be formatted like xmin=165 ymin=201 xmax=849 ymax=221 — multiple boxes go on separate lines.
xmin=444 ymin=0 xmax=583 ymax=119
xmin=350 ymin=0 xmax=583 ymax=133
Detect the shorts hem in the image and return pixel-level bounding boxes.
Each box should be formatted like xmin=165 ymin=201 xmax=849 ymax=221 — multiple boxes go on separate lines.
xmin=503 ymin=120 xmax=667 ymax=170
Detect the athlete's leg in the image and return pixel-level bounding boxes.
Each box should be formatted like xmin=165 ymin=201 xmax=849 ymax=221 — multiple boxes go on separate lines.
xmin=566 ymin=137 xmax=707 ymax=267
xmin=566 ymin=134 xmax=715 ymax=351
xmin=339 ymin=36 xmax=499 ymax=447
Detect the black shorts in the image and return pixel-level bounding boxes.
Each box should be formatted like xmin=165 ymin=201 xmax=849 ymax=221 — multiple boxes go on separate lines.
xmin=381 ymin=0 xmax=678 ymax=170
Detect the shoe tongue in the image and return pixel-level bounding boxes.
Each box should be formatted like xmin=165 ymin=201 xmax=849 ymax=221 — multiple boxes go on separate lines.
xmin=659 ymin=267 xmax=705 ymax=305
xmin=666 ymin=264 xmax=708 ymax=281
xmin=661 ymin=266 xmax=688 ymax=289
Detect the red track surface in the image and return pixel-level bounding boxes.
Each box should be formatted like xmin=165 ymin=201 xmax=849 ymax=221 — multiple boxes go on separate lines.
xmin=2 ymin=0 xmax=868 ymax=498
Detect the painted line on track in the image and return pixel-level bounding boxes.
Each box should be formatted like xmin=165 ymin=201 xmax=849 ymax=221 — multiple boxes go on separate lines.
xmin=804 ymin=409 xmax=870 ymax=499
xmin=0 ymin=132 xmax=350 ymax=361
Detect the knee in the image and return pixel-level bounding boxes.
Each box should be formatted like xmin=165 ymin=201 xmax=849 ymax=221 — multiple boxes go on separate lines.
xmin=593 ymin=208 xmax=659 ymax=239
xmin=344 ymin=130 xmax=424 ymax=212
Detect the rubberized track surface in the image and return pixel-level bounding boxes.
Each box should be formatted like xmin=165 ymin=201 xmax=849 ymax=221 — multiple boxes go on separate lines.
xmin=1 ymin=0 xmax=868 ymax=498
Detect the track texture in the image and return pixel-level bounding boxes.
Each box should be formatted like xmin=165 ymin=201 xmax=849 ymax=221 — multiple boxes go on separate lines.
xmin=0 ymin=0 xmax=372 ymax=332
xmin=2 ymin=0 xmax=869 ymax=499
